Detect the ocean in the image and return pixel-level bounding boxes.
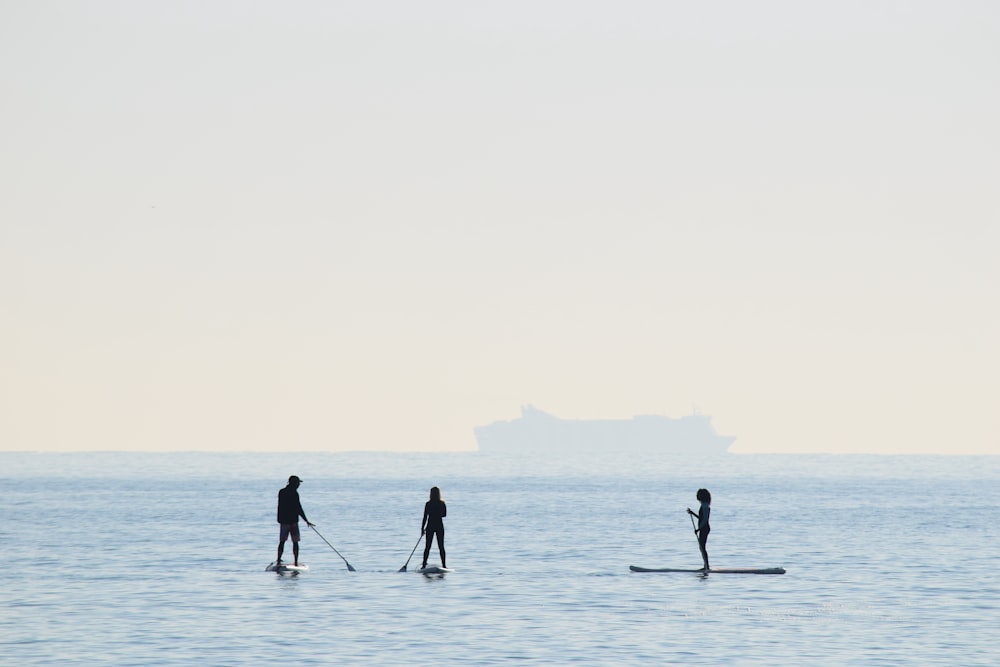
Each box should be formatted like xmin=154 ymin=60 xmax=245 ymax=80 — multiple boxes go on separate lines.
xmin=1 ymin=451 xmax=997 ymax=666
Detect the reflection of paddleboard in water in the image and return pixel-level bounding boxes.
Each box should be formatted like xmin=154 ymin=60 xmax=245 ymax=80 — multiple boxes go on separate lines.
xmin=629 ymin=565 xmax=785 ymax=574
xmin=415 ymin=566 xmax=453 ymax=574
xmin=266 ymin=561 xmax=309 ymax=573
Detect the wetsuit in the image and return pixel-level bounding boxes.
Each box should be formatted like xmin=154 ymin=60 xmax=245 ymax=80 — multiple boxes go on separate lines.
xmin=421 ymin=499 xmax=447 ymax=568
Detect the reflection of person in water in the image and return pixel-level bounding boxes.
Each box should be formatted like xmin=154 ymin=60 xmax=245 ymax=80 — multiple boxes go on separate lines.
xmin=687 ymin=488 xmax=712 ymax=571
xmin=277 ymin=475 xmax=314 ymax=566
xmin=420 ymin=486 xmax=447 ymax=569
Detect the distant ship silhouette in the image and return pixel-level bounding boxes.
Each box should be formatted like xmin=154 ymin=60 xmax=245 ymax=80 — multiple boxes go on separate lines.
xmin=474 ymin=405 xmax=734 ymax=453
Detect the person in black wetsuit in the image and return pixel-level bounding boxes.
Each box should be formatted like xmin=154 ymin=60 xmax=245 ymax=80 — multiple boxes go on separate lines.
xmin=277 ymin=475 xmax=314 ymax=566
xmin=687 ymin=488 xmax=712 ymax=571
xmin=420 ymin=486 xmax=447 ymax=569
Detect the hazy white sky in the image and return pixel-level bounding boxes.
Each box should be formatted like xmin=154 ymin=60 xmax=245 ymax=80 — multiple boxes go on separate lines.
xmin=2 ymin=1 xmax=997 ymax=454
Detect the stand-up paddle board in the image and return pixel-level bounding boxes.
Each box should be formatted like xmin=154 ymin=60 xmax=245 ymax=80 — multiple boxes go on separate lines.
xmin=630 ymin=565 xmax=785 ymax=574
xmin=266 ymin=562 xmax=309 ymax=573
xmin=415 ymin=566 xmax=453 ymax=574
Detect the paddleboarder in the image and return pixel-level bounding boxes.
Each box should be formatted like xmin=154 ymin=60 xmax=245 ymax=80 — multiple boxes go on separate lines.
xmin=686 ymin=488 xmax=711 ymax=571
xmin=420 ymin=486 xmax=447 ymax=570
xmin=277 ymin=475 xmax=315 ymax=566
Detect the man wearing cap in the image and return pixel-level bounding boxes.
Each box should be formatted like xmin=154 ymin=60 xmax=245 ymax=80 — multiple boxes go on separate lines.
xmin=277 ymin=475 xmax=315 ymax=566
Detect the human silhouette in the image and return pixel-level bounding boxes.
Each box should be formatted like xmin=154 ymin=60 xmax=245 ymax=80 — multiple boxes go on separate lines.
xmin=420 ymin=486 xmax=447 ymax=569
xmin=277 ymin=475 xmax=314 ymax=566
xmin=687 ymin=488 xmax=712 ymax=571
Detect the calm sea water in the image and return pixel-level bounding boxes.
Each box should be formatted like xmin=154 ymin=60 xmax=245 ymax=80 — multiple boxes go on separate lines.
xmin=1 ymin=452 xmax=998 ymax=666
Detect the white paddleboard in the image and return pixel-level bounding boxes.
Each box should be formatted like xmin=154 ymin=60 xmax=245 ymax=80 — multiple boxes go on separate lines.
xmin=415 ymin=566 xmax=453 ymax=574
xmin=630 ymin=565 xmax=785 ymax=574
xmin=266 ymin=562 xmax=309 ymax=573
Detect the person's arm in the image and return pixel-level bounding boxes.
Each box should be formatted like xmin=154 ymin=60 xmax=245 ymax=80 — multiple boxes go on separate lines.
xmin=441 ymin=502 xmax=447 ymax=518
xmin=421 ymin=505 xmax=429 ymax=534
xmin=299 ymin=498 xmax=314 ymax=526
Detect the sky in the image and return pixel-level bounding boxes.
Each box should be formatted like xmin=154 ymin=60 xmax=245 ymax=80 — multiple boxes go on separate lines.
xmin=2 ymin=1 xmax=998 ymax=454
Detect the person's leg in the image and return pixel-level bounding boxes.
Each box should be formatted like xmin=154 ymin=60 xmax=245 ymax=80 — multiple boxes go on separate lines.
xmin=291 ymin=524 xmax=301 ymax=565
xmin=278 ymin=525 xmax=290 ymax=562
xmin=698 ymin=527 xmax=710 ymax=570
xmin=421 ymin=532 xmax=432 ymax=569
xmin=436 ymin=529 xmax=446 ymax=568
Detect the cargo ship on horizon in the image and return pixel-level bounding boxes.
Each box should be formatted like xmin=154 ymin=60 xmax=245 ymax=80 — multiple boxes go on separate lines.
xmin=474 ymin=405 xmax=735 ymax=454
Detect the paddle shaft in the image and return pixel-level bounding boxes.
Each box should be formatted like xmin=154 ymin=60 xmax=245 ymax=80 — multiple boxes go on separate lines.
xmin=310 ymin=525 xmax=357 ymax=572
xmin=398 ymin=534 xmax=423 ymax=572
xmin=689 ymin=512 xmax=702 ymax=555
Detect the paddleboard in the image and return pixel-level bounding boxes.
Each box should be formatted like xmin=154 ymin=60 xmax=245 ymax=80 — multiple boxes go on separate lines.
xmin=266 ymin=562 xmax=309 ymax=573
xmin=415 ymin=566 xmax=453 ymax=574
xmin=630 ymin=565 xmax=785 ymax=575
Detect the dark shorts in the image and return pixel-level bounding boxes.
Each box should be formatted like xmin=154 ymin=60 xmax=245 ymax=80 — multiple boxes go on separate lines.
xmin=279 ymin=523 xmax=301 ymax=542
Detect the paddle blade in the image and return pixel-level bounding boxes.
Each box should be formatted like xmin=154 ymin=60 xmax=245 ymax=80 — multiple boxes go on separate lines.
xmin=347 ymin=562 xmax=357 ymax=572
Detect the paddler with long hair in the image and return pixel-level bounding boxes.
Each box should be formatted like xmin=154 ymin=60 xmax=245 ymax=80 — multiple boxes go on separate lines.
xmin=687 ymin=488 xmax=712 ymax=571
xmin=420 ymin=486 xmax=447 ymax=570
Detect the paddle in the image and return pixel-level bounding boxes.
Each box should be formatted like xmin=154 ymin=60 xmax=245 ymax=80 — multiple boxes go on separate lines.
xmin=310 ymin=525 xmax=357 ymax=572
xmin=398 ymin=534 xmax=423 ymax=572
